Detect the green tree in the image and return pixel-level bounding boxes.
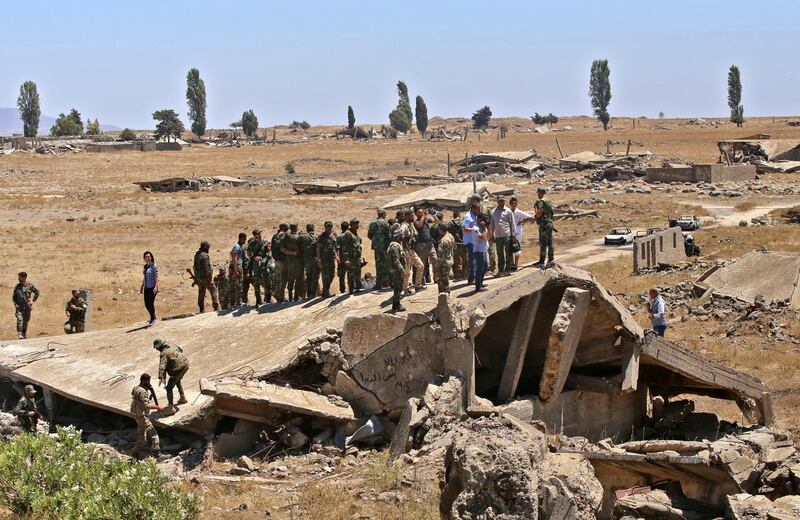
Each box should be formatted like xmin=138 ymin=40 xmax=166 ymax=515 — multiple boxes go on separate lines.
xmin=86 ymin=118 xmax=101 ymax=135
xmin=241 ymin=109 xmax=258 ymax=137
xmin=50 ymin=108 xmax=84 ymax=136
xmin=347 ymin=105 xmax=356 ymax=129
xmin=152 ymin=109 xmax=185 ymax=141
xmin=17 ymin=81 xmax=41 ymax=137
xmin=415 ymin=95 xmax=428 ymax=134
xmin=389 ymin=80 xmax=412 ymax=133
xmin=589 ymin=59 xmax=612 ymax=130
xmin=186 ymin=67 xmax=207 ymax=138
xmin=118 ymin=128 xmax=136 ymax=141
xmin=471 ymin=106 xmax=492 ymax=129
xmin=728 ymin=65 xmax=744 ymax=127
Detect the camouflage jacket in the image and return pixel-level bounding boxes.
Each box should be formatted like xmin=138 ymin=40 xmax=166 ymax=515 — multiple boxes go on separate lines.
xmin=193 ymin=250 xmax=213 ymax=279
xmin=247 ymin=238 xmax=266 ymax=263
xmin=534 ymin=198 xmax=554 ymax=225
xmin=65 ymin=297 xmax=87 ymax=320
xmin=367 ymin=218 xmax=391 ymax=251
xmin=130 ymin=384 xmax=152 ymax=418
xmin=339 ymin=230 xmax=362 ymax=263
xmin=214 ymin=272 xmax=229 ymax=293
xmin=316 ymin=232 xmax=337 ymax=262
xmin=436 ymin=232 xmax=455 ymax=266
xmin=446 ymin=218 xmax=464 ymax=245
xmin=387 ymin=241 xmax=405 ymax=274
xmin=280 ymin=232 xmax=303 ymax=259
xmin=15 ymin=396 xmax=37 ymax=421
xmin=158 ymin=343 xmax=189 ymax=378
xmin=271 ymin=232 xmax=286 ymax=261
xmin=12 ymin=282 xmax=40 ymax=310
xmin=299 ymin=232 xmax=317 ymax=263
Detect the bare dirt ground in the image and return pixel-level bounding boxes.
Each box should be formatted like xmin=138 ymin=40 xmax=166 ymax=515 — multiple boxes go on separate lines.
xmin=2 ymin=115 xmax=800 ymax=518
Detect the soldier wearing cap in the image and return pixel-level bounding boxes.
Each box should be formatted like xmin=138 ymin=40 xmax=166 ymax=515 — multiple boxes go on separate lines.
xmin=251 ymin=230 xmax=273 ymax=306
xmin=367 ymin=209 xmax=391 ymax=291
xmin=64 ymin=289 xmax=87 ymax=333
xmin=15 ymin=384 xmax=40 ymax=433
xmin=12 ymin=271 xmax=39 ymax=340
xmin=214 ymin=265 xmax=231 ymax=309
xmin=130 ymin=373 xmax=163 ymax=458
xmin=300 ymin=224 xmax=319 ymax=299
xmin=336 ymin=221 xmax=350 ymax=294
xmin=316 ymin=221 xmax=338 ymax=298
xmin=533 ymin=187 xmax=556 ymax=267
xmin=339 ymin=218 xmax=363 ymax=294
xmin=153 ymin=339 xmax=189 ymax=409
xmin=244 ymin=229 xmax=266 ymax=306
xmin=229 ymin=232 xmax=247 ymax=307
xmin=280 ymin=223 xmax=305 ymax=301
xmin=271 ymin=223 xmax=289 ymax=303
xmin=194 ymin=240 xmax=220 ymax=313
xmin=387 ymin=226 xmax=407 ymax=312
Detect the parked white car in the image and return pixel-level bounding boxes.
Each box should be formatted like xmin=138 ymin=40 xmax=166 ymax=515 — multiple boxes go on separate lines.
xmin=604 ymin=228 xmax=635 ymax=245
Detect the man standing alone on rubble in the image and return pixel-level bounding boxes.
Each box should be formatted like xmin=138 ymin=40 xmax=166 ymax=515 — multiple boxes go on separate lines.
xmin=194 ymin=241 xmax=220 ymax=313
xmin=648 ymin=288 xmax=668 ymax=337
xmin=533 ymin=187 xmax=555 ymax=268
xmin=130 ymin=373 xmax=163 ymax=459
xmin=153 ymin=339 xmax=189 ymax=410
xmin=12 ymin=272 xmax=39 ymax=340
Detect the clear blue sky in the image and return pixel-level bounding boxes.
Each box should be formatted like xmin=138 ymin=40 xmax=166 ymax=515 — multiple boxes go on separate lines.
xmin=2 ymin=1 xmax=798 ymax=129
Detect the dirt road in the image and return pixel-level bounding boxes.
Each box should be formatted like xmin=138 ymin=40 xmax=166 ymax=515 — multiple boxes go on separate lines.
xmin=560 ymin=200 xmax=799 ymax=267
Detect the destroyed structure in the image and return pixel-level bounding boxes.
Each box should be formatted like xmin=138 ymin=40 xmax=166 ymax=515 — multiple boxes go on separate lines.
xmin=291 ymin=178 xmax=391 ymax=194
xmin=453 ymin=150 xmax=543 ymax=176
xmin=633 ymin=227 xmax=687 ymax=272
xmin=719 ymin=137 xmax=800 ymax=173
xmin=134 ymin=176 xmax=250 ymax=192
xmin=646 ymin=163 xmax=758 ymax=184
xmin=382 ymin=181 xmax=514 ymax=211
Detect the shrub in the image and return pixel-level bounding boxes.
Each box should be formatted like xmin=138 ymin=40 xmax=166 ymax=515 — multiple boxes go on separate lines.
xmin=290 ymin=120 xmax=310 ymax=130
xmin=118 ymin=128 xmax=137 ymax=141
xmin=531 ymin=112 xmax=559 ymax=125
xmin=471 ymin=106 xmax=492 ymax=129
xmin=285 ymin=162 xmax=296 ymax=174
xmin=0 ymin=427 xmax=199 ymax=519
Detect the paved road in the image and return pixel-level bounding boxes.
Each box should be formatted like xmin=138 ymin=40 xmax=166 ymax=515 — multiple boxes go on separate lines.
xmin=559 ymin=200 xmax=799 ymax=267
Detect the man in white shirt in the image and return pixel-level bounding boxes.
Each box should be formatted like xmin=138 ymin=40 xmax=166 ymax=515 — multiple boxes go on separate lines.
xmin=460 ymin=198 xmax=481 ymax=284
xmin=509 ymin=196 xmax=534 ymax=270
xmin=490 ymin=195 xmax=516 ymax=275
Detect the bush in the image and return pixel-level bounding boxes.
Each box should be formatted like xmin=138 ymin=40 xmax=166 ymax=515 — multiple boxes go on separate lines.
xmin=531 ymin=112 xmax=559 ymax=125
xmin=290 ymin=120 xmax=310 ymax=130
xmin=118 ymin=128 xmax=137 ymax=141
xmin=0 ymin=427 xmax=199 ymax=519
xmin=285 ymin=162 xmax=296 ymax=174
xmin=471 ymin=106 xmax=492 ymax=129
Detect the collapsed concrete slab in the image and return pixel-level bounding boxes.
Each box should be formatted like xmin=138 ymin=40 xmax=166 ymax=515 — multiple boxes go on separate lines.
xmin=646 ymin=163 xmax=757 ymax=183
xmin=291 ymin=179 xmax=392 ymax=194
xmin=695 ymin=250 xmax=800 ymax=309
xmin=718 ymin=138 xmax=800 ymax=164
xmin=382 ymin=181 xmax=515 ymax=211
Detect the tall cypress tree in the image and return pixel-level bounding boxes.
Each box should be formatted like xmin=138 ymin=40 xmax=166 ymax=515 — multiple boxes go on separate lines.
xmin=17 ymin=81 xmax=41 ymax=137
xmin=589 ymin=59 xmax=612 ymax=131
xmin=389 ymin=80 xmax=412 ymax=133
xmin=728 ymin=65 xmax=744 ymax=127
xmin=347 ymin=105 xmax=355 ymax=129
xmin=186 ymin=68 xmax=207 ymax=138
xmin=415 ymin=96 xmax=428 ymax=134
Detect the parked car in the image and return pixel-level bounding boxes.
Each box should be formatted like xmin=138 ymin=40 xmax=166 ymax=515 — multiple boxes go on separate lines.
xmin=669 ymin=215 xmax=701 ymax=231
xmin=604 ymin=227 xmax=635 ymax=245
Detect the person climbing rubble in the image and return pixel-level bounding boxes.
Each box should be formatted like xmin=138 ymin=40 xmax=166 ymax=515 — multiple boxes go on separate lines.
xmin=153 ymin=339 xmax=190 ymax=410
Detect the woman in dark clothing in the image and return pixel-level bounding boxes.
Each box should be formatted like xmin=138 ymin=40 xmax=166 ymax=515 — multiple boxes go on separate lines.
xmin=140 ymin=251 xmax=159 ymax=325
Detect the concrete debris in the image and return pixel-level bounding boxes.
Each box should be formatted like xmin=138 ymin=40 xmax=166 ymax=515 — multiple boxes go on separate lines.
xmin=134 ymin=176 xmax=251 ymax=192
xmin=718 ymin=138 xmax=800 ymax=165
xmin=454 ymin=150 xmax=543 ymax=177
xmin=613 ymin=488 xmax=719 ymax=519
xmin=291 ymin=178 xmax=392 ymax=194
xmin=382 ymin=181 xmax=515 ymax=211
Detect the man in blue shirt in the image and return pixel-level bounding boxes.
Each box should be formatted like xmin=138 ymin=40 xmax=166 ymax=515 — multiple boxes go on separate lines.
xmin=648 ymin=288 xmax=667 ymax=336
xmin=460 ymin=198 xmax=481 ymax=284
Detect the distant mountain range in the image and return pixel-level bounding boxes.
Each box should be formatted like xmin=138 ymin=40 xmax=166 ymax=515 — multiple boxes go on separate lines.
xmin=0 ymin=108 xmax=120 ymax=136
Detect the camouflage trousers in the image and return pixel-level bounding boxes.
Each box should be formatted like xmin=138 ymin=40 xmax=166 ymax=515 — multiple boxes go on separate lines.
xmin=304 ymin=260 xmax=319 ymax=298
xmin=389 ymin=270 xmax=404 ymax=309
xmin=373 ymin=248 xmax=390 ymax=287
xmin=346 ymin=261 xmax=361 ymax=293
xmin=15 ymin=308 xmax=31 ymax=338
xmin=166 ymin=365 xmax=188 ymax=405
xmin=435 ymin=260 xmax=453 ymax=294
xmin=229 ymin=264 xmax=243 ymax=306
xmin=274 ymin=260 xmax=288 ymax=302
xmin=216 ymin=281 xmax=230 ymax=309
xmin=452 ymin=244 xmax=469 ymax=280
xmin=319 ymin=259 xmax=335 ymax=296
xmin=196 ymin=277 xmax=220 ymax=312
xmin=287 ymin=257 xmax=305 ymax=300
xmin=538 ymin=223 xmax=554 ymax=263
xmin=19 ymin=414 xmax=38 ymax=433
xmin=337 ymin=261 xmax=346 ymax=293
xmin=66 ymin=319 xmax=85 ymax=333
xmin=253 ymin=263 xmax=273 ymax=305
xmin=403 ymin=248 xmax=424 ymax=289
xmin=133 ymin=415 xmax=160 ymax=454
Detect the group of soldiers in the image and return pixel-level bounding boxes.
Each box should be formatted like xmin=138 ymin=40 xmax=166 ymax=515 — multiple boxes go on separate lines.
xmin=12 ymin=272 xmax=87 ymax=340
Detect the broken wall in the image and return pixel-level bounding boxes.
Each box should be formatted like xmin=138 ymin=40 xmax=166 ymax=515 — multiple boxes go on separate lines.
xmin=645 ymin=164 xmax=757 ymax=184
xmin=633 ymin=227 xmax=686 ymax=272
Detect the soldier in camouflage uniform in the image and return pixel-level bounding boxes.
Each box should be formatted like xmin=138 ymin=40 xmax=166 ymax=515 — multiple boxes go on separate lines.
xmin=12 ymin=272 xmax=40 ymax=340
xmin=316 ymin=221 xmax=338 ymax=298
xmin=252 ymin=240 xmax=274 ymax=305
xmin=336 ymin=221 xmax=349 ymax=294
xmin=193 ymin=241 xmax=220 ymax=312
xmin=340 ymin=218 xmax=363 ymax=294
xmin=367 ymin=209 xmax=391 ymax=291
xmin=130 ymin=373 xmax=162 ymax=458
xmin=387 ymin=227 xmax=406 ymax=313
xmin=154 ymin=338 xmax=189 ymax=408
xmin=533 ymin=187 xmax=556 ymax=267
xmin=435 ymin=221 xmax=455 ymax=294
xmin=300 ymin=224 xmax=319 ymax=299
xmin=214 ymin=266 xmax=230 ymax=310
xmin=280 ymin=224 xmax=305 ymax=301
xmin=15 ymin=384 xmax=40 ymax=433
xmin=448 ymin=211 xmax=468 ymax=279
xmin=244 ymin=229 xmax=267 ymax=305
xmin=64 ymin=289 xmax=87 ymax=333
xmin=271 ymin=223 xmax=289 ymax=303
